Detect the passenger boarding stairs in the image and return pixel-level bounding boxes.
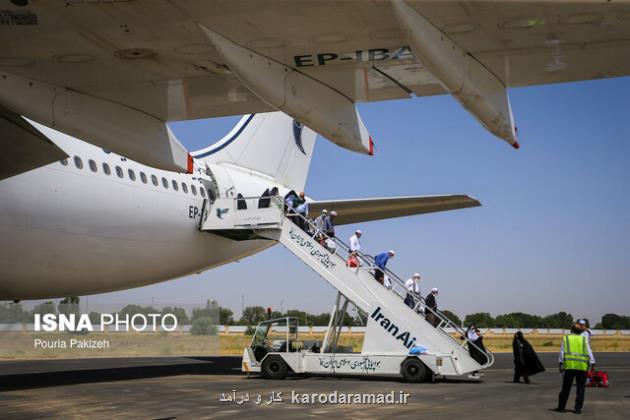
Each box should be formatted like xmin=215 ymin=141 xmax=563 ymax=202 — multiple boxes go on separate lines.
xmin=200 ymin=196 xmax=494 ymax=376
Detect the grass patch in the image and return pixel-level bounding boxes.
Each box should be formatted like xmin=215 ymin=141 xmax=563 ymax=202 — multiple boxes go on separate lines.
xmin=0 ymin=332 xmax=628 ymax=359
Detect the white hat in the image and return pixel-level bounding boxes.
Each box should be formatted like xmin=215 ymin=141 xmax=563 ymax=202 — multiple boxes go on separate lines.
xmin=330 ymin=210 xmax=337 ymax=216
xmin=431 ymin=287 xmax=438 ymax=292
xmin=578 ymin=319 xmax=586 ymax=325
xmin=322 ymin=208 xmax=328 ymax=213
xmin=413 ymin=273 xmax=420 ymax=278
xmin=355 ymin=229 xmax=363 ymax=234
xmin=388 ymin=250 xmax=396 ymax=255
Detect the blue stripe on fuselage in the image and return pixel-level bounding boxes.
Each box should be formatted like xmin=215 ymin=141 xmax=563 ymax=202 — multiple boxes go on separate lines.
xmin=192 ymin=114 xmax=256 ymax=158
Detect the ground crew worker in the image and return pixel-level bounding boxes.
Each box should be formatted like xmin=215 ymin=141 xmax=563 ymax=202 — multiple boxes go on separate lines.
xmin=555 ymin=324 xmax=595 ymax=414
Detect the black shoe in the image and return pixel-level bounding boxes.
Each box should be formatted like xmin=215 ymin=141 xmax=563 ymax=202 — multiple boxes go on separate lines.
xmin=552 ymin=408 xmax=566 ymax=413
xmin=574 ymin=409 xmax=582 ymax=414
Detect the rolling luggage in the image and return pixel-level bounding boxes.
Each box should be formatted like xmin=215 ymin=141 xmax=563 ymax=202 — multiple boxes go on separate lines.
xmin=586 ymin=368 xmax=609 ymax=388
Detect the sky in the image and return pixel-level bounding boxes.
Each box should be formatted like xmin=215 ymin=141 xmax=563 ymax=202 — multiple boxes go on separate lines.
xmin=86 ymin=76 xmax=630 ymax=324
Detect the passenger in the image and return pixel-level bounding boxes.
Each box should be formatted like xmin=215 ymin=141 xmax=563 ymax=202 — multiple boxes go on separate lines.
xmin=314 ymin=209 xmax=328 ymax=239
xmin=512 ymin=331 xmax=545 ymax=384
xmin=404 ymin=273 xmax=421 ymax=309
xmin=324 ymin=210 xmax=337 ymax=238
xmin=285 ymin=190 xmax=297 ymax=212
xmin=373 ymin=250 xmax=395 ymax=285
xmin=349 ymin=229 xmax=362 ymax=253
xmin=578 ymin=319 xmax=592 ymax=346
xmin=466 ymin=325 xmax=487 ymax=379
xmin=346 ymin=251 xmax=359 ymax=268
xmin=294 ymin=192 xmax=309 ymax=231
xmin=284 ymin=190 xmax=299 ymax=226
xmin=424 ymin=287 xmax=439 ymax=327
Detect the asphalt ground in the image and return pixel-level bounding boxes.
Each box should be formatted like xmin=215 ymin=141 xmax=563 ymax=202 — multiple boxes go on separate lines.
xmin=0 ymin=353 xmax=628 ymax=419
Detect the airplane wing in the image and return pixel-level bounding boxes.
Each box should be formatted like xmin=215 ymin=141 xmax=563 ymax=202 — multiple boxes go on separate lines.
xmin=1 ymin=1 xmax=629 ymax=172
xmin=309 ymin=195 xmax=480 ymax=225
xmin=0 ymin=107 xmax=67 ymax=181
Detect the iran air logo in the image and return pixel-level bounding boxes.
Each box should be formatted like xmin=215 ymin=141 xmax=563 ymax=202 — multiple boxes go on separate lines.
xmin=216 ymin=208 xmax=229 ymax=219
xmin=293 ymin=120 xmax=306 ymax=155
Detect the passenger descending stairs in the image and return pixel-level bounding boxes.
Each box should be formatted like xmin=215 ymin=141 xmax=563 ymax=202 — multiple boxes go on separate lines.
xmin=200 ymin=196 xmax=494 ymax=376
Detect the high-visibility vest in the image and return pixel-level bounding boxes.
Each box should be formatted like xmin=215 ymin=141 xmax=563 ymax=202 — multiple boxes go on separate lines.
xmin=563 ymin=334 xmax=590 ymax=371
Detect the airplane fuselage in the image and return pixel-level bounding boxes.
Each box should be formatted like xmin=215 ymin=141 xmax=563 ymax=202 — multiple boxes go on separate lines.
xmin=0 ymin=125 xmax=274 ymax=300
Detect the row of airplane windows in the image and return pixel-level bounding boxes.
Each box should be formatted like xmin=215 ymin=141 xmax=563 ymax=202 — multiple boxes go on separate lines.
xmin=59 ymin=156 xmax=207 ymax=198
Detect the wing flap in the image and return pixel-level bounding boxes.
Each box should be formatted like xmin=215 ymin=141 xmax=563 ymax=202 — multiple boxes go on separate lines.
xmin=309 ymin=195 xmax=480 ymax=225
xmin=0 ymin=107 xmax=67 ymax=181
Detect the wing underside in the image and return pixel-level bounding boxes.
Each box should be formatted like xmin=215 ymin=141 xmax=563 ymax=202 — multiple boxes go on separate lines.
xmin=1 ymin=1 xmax=627 ymax=120
xmin=0 ymin=108 xmax=67 ymax=181
xmin=1 ymin=1 xmax=629 ymax=169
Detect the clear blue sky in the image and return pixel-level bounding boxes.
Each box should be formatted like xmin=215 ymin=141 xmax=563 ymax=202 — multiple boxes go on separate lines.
xmin=90 ymin=76 xmax=630 ymax=324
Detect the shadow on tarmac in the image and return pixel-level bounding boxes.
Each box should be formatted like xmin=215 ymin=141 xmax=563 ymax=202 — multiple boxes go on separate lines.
xmin=0 ymin=356 xmax=242 ymax=392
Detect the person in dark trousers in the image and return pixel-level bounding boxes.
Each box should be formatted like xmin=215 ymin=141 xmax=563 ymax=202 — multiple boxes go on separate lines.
xmin=293 ymin=191 xmax=308 ymax=231
xmin=404 ymin=273 xmax=421 ymax=309
xmin=512 ymin=331 xmax=545 ymax=383
xmin=373 ymin=250 xmax=395 ymax=285
xmin=424 ymin=287 xmax=439 ymax=327
xmin=555 ymin=324 xmax=596 ymax=414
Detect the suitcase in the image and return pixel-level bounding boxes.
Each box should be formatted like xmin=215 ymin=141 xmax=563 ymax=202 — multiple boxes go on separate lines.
xmin=586 ymin=368 xmax=609 ymax=388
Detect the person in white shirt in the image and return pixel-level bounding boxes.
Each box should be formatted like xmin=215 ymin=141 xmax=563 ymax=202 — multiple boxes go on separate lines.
xmin=313 ymin=209 xmax=328 ymax=240
xmin=578 ymin=319 xmax=592 ymax=346
xmin=466 ymin=325 xmax=488 ymax=379
xmin=404 ymin=273 xmax=421 ymax=309
xmin=349 ymin=229 xmax=362 ymax=253
xmin=314 ymin=209 xmax=327 ymax=231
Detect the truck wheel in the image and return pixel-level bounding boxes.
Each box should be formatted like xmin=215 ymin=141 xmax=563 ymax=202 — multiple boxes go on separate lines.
xmin=401 ymin=358 xmax=428 ymax=383
xmin=262 ymin=355 xmax=288 ymax=380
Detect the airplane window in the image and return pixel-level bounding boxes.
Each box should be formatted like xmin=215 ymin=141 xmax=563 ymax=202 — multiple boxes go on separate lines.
xmin=151 ymin=175 xmax=158 ymax=186
xmin=171 ymin=180 xmax=179 ymax=191
xmin=237 ymin=193 xmax=247 ymax=210
xmin=88 ymin=159 xmax=97 ymax=172
xmin=200 ymin=187 xmax=206 ymax=198
xmin=74 ymin=156 xmax=83 ymax=169
xmin=103 ymin=163 xmax=111 ymax=175
xmin=128 ymin=169 xmax=136 ymax=181
xmin=162 ymin=177 xmax=168 ymax=188
xmin=115 ymin=166 xmax=123 ymax=178
xmin=60 ymin=158 xmax=68 ymax=166
xmin=191 ymin=185 xmax=197 ymax=196
xmin=140 ymin=172 xmax=147 ymax=184
xmin=181 ymin=182 xmax=188 ymax=194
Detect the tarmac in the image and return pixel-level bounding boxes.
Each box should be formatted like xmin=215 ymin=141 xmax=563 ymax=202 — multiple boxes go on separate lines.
xmin=0 ymin=353 xmax=628 ymax=419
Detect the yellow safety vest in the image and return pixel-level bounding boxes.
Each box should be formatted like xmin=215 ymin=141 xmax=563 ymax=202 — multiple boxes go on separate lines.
xmin=563 ymin=334 xmax=589 ymax=371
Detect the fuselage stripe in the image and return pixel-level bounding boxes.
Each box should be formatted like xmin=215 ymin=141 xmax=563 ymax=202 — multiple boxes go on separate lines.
xmin=192 ymin=114 xmax=256 ymax=158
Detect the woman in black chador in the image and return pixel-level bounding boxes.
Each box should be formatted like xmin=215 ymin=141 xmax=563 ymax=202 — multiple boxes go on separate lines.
xmin=512 ymin=331 xmax=546 ymax=383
